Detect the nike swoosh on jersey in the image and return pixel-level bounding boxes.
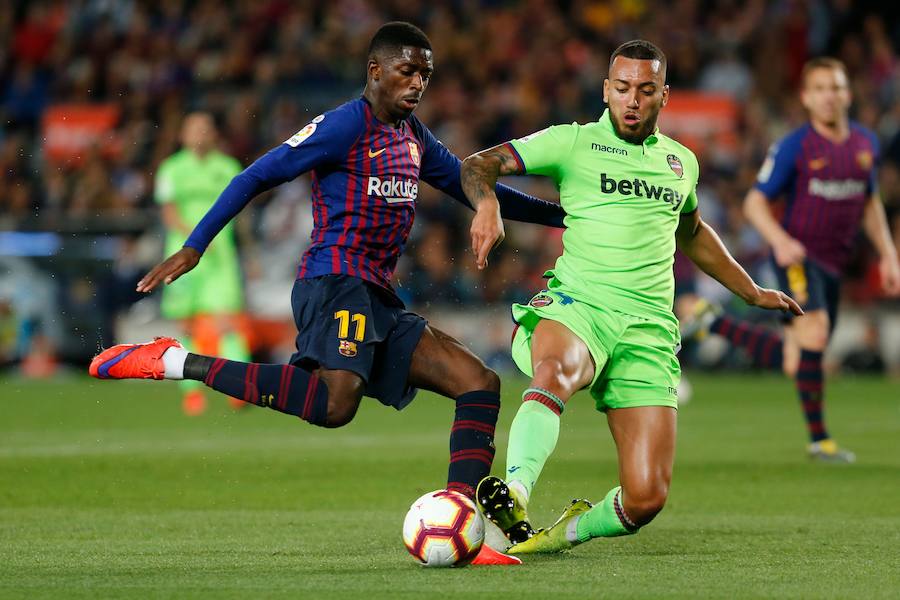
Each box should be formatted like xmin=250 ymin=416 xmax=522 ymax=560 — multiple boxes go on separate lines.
xmin=368 ymin=148 xmax=386 ymax=158
xmin=808 ymin=157 xmax=828 ymax=170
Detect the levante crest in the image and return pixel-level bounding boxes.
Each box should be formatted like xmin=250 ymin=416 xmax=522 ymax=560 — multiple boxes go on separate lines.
xmin=667 ymin=154 xmax=683 ymax=178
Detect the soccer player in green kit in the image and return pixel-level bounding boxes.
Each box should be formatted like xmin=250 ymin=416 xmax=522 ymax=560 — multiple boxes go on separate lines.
xmin=155 ymin=112 xmax=251 ymax=415
xmin=460 ymin=40 xmax=803 ymax=553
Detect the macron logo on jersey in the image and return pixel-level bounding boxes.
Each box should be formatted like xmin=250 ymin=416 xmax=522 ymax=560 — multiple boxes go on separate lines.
xmin=591 ymin=143 xmax=628 ymax=156
xmin=367 ymin=176 xmax=418 ymax=203
xmin=600 ymin=173 xmax=685 ymax=212
xmin=808 ymin=178 xmax=867 ymax=201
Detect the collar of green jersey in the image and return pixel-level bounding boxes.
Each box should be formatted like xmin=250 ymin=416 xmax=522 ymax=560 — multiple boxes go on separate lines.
xmin=599 ymin=109 xmax=659 ymax=146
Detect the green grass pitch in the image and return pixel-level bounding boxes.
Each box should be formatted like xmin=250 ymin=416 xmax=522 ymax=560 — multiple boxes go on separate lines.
xmin=1 ymin=373 xmax=898 ymax=598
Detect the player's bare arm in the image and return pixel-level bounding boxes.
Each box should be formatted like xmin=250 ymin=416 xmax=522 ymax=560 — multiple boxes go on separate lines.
xmin=675 ymin=209 xmax=803 ymax=315
xmin=861 ymin=193 xmax=900 ymax=296
xmin=743 ymin=188 xmax=806 ymax=267
xmin=461 ymin=144 xmax=524 ymax=269
xmin=136 ymin=247 xmax=201 ymax=293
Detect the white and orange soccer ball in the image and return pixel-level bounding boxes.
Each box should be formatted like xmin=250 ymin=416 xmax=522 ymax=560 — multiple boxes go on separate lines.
xmin=402 ymin=489 xmax=485 ymax=567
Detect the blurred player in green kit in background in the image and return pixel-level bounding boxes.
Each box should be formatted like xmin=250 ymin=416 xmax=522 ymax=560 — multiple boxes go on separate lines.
xmin=155 ymin=112 xmax=251 ymax=415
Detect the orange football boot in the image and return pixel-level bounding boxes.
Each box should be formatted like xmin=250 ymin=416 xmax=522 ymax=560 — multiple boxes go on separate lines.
xmin=89 ymin=337 xmax=183 ymax=380
xmin=470 ymin=543 xmax=522 ymax=566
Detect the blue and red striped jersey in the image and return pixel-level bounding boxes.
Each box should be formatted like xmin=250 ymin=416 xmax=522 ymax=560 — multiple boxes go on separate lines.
xmin=184 ymin=97 xmax=564 ymax=298
xmin=754 ymin=122 xmax=879 ymax=274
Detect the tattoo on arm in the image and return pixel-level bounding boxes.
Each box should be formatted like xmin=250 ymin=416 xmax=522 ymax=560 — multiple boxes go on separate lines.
xmin=461 ymin=144 xmax=524 ymax=208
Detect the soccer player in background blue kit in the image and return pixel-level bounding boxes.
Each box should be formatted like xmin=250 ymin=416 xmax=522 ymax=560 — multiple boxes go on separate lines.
xmin=89 ymin=22 xmax=564 ymax=563
xmin=685 ymin=58 xmax=900 ymax=462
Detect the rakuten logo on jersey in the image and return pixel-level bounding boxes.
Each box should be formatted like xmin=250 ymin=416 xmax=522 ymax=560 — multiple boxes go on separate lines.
xmin=600 ymin=173 xmax=685 ymax=212
xmin=367 ymin=176 xmax=418 ymax=203
xmin=808 ymin=178 xmax=866 ymax=201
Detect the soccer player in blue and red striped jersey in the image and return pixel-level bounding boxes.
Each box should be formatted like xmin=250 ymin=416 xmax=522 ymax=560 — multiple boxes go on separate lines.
xmin=685 ymin=58 xmax=900 ymax=462
xmin=89 ymin=22 xmax=565 ymax=564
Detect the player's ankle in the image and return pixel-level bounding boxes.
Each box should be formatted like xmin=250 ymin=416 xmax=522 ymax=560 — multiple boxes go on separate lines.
xmin=567 ymin=515 xmax=585 ymax=544
xmin=161 ymin=346 xmax=188 ymax=380
xmin=182 ymin=352 xmax=217 ymax=381
xmin=508 ymin=479 xmax=530 ymax=505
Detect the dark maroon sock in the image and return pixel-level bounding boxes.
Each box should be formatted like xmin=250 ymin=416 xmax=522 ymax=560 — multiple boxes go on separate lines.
xmin=186 ymin=354 xmax=329 ymax=426
xmin=446 ymin=391 xmax=500 ymax=499
xmin=711 ymin=315 xmax=784 ymax=370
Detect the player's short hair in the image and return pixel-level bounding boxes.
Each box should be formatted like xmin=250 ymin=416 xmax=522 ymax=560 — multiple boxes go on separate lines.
xmin=801 ymin=57 xmax=848 ymax=86
xmin=609 ymin=39 xmax=667 ymax=74
xmin=368 ymin=22 xmax=431 ymax=59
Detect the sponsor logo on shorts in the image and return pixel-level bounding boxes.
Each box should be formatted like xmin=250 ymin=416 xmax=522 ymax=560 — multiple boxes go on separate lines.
xmin=668 ymin=386 xmax=678 ymax=396
xmin=529 ymin=294 xmax=554 ymax=307
xmin=338 ymin=340 xmax=358 ymax=357
xmin=667 ymin=154 xmax=683 ymax=178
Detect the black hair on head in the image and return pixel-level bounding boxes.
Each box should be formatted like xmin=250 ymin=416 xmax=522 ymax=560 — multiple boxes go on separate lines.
xmin=609 ymin=39 xmax=667 ymax=73
xmin=368 ymin=21 xmax=431 ymax=58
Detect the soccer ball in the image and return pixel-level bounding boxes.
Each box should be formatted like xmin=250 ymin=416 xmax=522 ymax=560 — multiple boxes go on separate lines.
xmin=402 ymin=489 xmax=485 ymax=567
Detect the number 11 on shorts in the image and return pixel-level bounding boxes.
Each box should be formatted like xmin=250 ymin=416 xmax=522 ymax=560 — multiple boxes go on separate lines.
xmin=334 ymin=310 xmax=366 ymax=341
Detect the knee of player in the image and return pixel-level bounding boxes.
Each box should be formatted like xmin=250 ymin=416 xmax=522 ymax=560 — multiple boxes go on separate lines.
xmin=323 ymin=398 xmax=357 ymax=428
xmin=473 ymin=366 xmax=500 ymax=393
xmin=531 ymin=358 xmax=574 ymax=394
xmin=807 ymin=331 xmax=829 ymax=352
xmin=623 ymin=482 xmax=670 ymax=525
xmin=322 ymin=387 xmax=362 ymax=428
xmin=800 ymin=316 xmax=830 ymax=351
xmin=451 ymin=363 xmax=500 ymax=395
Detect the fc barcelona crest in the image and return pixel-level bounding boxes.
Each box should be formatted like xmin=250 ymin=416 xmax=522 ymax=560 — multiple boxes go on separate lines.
xmin=667 ymin=154 xmax=683 ymax=178
xmin=856 ymin=150 xmax=873 ymax=170
xmin=408 ymin=141 xmax=420 ymax=166
xmin=338 ymin=340 xmax=358 ymax=357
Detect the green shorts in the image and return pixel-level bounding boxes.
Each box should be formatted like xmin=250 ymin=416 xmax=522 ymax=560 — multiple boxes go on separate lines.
xmin=510 ymin=280 xmax=681 ymax=411
xmin=161 ymin=243 xmax=244 ymax=319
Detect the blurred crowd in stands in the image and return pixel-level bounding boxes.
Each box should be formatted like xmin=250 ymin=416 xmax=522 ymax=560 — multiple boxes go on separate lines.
xmin=2 ymin=0 xmax=900 ymax=371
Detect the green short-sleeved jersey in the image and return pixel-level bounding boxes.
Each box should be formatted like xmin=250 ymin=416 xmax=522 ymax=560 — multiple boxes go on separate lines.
xmin=509 ymin=109 xmax=699 ymax=333
xmin=155 ymin=149 xmax=244 ymax=318
xmin=155 ymin=149 xmax=242 ymax=255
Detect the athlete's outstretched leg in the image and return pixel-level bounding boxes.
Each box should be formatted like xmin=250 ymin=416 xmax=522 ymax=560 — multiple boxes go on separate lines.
xmin=785 ymin=309 xmax=852 ymax=461
xmin=708 ymin=314 xmax=785 ymax=370
xmin=90 ymin=337 xmax=365 ymax=428
xmin=574 ymin=405 xmax=676 ymax=541
xmin=408 ymin=325 xmax=501 ymax=499
xmin=505 ymin=401 xmax=675 ymax=555
xmin=506 ymin=319 xmax=595 ymax=501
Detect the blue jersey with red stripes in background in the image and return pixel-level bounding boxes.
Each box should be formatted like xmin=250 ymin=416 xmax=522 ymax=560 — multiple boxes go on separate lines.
xmin=185 ymin=97 xmax=564 ymax=299
xmin=754 ymin=122 xmax=879 ymax=274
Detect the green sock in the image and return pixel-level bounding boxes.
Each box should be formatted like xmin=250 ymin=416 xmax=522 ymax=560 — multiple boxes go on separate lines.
xmin=575 ymin=486 xmax=639 ymax=542
xmin=505 ymin=389 xmax=563 ymax=497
